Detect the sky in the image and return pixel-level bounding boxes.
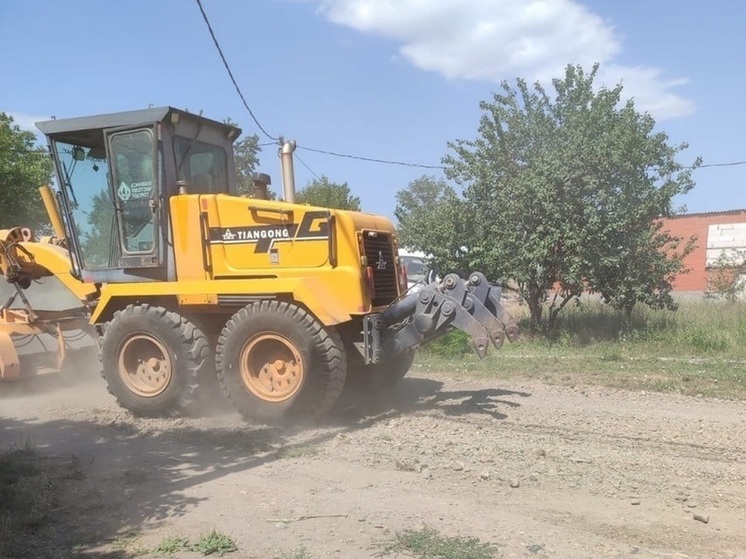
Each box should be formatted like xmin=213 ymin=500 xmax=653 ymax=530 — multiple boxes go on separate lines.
xmin=1 ymin=0 xmax=744 ymax=220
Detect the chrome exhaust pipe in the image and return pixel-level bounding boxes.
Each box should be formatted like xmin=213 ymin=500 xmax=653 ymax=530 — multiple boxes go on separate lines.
xmin=280 ymin=140 xmax=297 ymax=203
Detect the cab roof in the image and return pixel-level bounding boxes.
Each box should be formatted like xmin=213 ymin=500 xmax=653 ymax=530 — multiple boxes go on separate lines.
xmin=35 ymin=106 xmax=241 ymax=147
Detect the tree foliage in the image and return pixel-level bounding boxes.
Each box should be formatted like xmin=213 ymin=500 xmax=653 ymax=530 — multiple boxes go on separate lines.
xmin=395 ymin=176 xmax=471 ymax=277
xmin=296 ymin=176 xmax=361 ymax=211
xmin=224 ymin=117 xmax=265 ymax=196
xmin=81 ymin=189 xmax=117 ymax=268
xmin=0 ymin=113 xmax=53 ymax=229
xmin=706 ymin=250 xmax=746 ymax=301
xmin=400 ymin=64 xmax=698 ymax=330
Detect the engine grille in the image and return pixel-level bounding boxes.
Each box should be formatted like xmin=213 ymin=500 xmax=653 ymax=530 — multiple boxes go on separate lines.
xmin=362 ymin=231 xmax=399 ymax=307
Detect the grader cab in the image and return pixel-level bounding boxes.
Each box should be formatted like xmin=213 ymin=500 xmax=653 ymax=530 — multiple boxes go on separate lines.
xmin=0 ymin=107 xmax=517 ymax=423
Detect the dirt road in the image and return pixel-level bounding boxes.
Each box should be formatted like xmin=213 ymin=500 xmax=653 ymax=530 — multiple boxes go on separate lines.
xmin=1 ymin=366 xmax=744 ymax=559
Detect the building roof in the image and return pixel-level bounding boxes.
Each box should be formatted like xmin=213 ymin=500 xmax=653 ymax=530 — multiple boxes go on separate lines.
xmin=667 ymin=208 xmax=746 ymax=219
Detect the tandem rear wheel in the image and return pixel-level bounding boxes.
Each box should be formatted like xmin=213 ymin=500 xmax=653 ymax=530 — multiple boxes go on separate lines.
xmin=215 ymin=300 xmax=346 ymax=425
xmin=99 ymin=304 xmax=213 ymax=417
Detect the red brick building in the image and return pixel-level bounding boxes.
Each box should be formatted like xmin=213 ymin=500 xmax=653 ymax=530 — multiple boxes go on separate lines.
xmin=662 ymin=210 xmax=746 ymax=294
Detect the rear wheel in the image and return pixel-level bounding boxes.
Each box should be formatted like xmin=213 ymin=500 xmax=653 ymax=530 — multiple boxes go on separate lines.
xmin=216 ymin=300 xmax=346 ymax=424
xmin=100 ymin=304 xmax=212 ymax=417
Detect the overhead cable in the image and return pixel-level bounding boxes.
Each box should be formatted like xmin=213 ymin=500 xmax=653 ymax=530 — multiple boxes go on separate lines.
xmin=194 ymin=0 xmax=278 ymax=142
xmin=298 ymin=146 xmax=446 ymax=170
xmin=697 ymin=160 xmax=746 ymax=168
xmin=194 ymin=1 xmax=744 ymax=174
xmin=295 ymin=153 xmax=321 ymax=181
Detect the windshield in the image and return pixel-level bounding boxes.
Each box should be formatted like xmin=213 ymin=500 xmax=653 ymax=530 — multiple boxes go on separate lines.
xmin=53 ymin=139 xmax=117 ymax=269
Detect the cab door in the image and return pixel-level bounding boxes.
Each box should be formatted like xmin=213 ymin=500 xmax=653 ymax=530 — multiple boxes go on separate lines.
xmin=105 ymin=125 xmax=163 ymax=268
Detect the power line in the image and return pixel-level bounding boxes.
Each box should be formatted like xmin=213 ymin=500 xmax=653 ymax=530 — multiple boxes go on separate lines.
xmin=191 ymin=2 xmax=446 ymax=170
xmin=194 ymin=0 xmax=278 ymax=142
xmin=5 ymin=138 xmax=746 ymax=175
xmin=295 ymin=152 xmax=321 ymax=181
xmin=297 ymin=145 xmax=446 ymax=170
xmin=192 ymin=1 xmax=746 ymax=174
xmin=697 ymin=160 xmax=746 ymax=169
xmin=194 ymin=0 xmax=425 ymax=169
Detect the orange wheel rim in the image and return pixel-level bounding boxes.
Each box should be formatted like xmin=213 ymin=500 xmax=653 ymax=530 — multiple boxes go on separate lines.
xmin=239 ymin=333 xmax=304 ymax=402
xmin=117 ymin=334 xmax=172 ymax=397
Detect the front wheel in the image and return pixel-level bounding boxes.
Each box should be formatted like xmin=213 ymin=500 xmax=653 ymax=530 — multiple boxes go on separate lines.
xmin=100 ymin=304 xmax=212 ymax=417
xmin=215 ymin=300 xmax=346 ymax=424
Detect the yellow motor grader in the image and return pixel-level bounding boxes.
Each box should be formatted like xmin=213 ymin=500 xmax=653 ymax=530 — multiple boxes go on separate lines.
xmin=0 ymin=107 xmax=517 ymax=423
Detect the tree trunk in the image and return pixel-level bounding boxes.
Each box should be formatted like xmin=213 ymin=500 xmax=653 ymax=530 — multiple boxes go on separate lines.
xmin=622 ymin=302 xmax=636 ymax=331
xmin=547 ymin=292 xmax=577 ymax=331
xmin=527 ymin=285 xmax=543 ymax=330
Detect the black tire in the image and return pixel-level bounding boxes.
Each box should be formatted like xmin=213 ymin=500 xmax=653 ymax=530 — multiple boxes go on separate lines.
xmin=215 ymin=300 xmax=346 ymax=424
xmin=100 ymin=304 xmax=213 ymax=417
xmin=345 ymin=350 xmax=416 ymax=393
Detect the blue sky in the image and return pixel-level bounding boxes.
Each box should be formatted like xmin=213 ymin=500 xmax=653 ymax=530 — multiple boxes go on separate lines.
xmin=2 ymin=0 xmax=744 ymax=220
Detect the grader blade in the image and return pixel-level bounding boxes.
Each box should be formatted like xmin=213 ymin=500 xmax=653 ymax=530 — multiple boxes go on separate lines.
xmin=1 ymin=224 xmax=98 ymax=382
xmin=0 ymin=304 xmax=95 ymax=381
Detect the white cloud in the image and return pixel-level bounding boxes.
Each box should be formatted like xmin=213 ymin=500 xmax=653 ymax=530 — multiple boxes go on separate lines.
xmin=315 ymin=0 xmax=695 ymax=120
xmin=599 ymin=65 xmax=694 ymax=121
xmin=3 ymin=110 xmax=49 ymax=134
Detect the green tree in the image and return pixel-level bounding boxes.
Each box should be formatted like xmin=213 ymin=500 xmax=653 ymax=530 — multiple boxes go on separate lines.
xmin=441 ymin=64 xmax=698 ymax=330
xmin=81 ymin=190 xmax=117 ymax=268
xmin=296 ymin=176 xmax=361 ymax=210
xmin=395 ymin=175 xmax=470 ymax=277
xmin=0 ymin=112 xmax=53 ymax=229
xmin=224 ymin=117 xmax=264 ymax=196
xmin=706 ymin=249 xmax=746 ymax=301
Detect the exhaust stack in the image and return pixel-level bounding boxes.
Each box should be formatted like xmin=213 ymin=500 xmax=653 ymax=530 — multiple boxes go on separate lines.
xmin=280 ymin=140 xmax=297 ymax=203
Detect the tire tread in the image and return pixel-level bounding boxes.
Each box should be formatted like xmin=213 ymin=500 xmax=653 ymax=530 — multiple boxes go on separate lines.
xmin=99 ymin=303 xmax=212 ymax=417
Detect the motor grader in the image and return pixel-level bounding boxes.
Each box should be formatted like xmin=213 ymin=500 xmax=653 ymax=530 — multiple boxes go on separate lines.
xmin=0 ymin=106 xmax=518 ymax=423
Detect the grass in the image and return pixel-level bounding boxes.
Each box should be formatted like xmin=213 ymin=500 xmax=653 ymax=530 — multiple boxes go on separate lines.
xmin=191 ymin=528 xmax=238 ymax=556
xmin=111 ymin=531 xmax=149 ymax=556
xmin=418 ymin=299 xmax=746 ymax=399
xmin=379 ymin=526 xmax=498 ymax=559
xmin=150 ymin=531 xmax=237 ymax=557
xmin=153 ymin=535 xmax=190 ymax=556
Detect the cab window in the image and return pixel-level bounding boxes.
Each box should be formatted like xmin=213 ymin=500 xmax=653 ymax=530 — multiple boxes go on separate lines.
xmin=174 ymin=137 xmax=228 ymax=194
xmin=109 ymin=129 xmax=157 ymax=254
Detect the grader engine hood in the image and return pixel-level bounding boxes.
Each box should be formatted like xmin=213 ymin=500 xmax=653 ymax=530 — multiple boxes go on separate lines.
xmin=199 ymin=196 xmax=398 ymax=275
xmin=169 ymin=193 xmax=405 ymax=315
